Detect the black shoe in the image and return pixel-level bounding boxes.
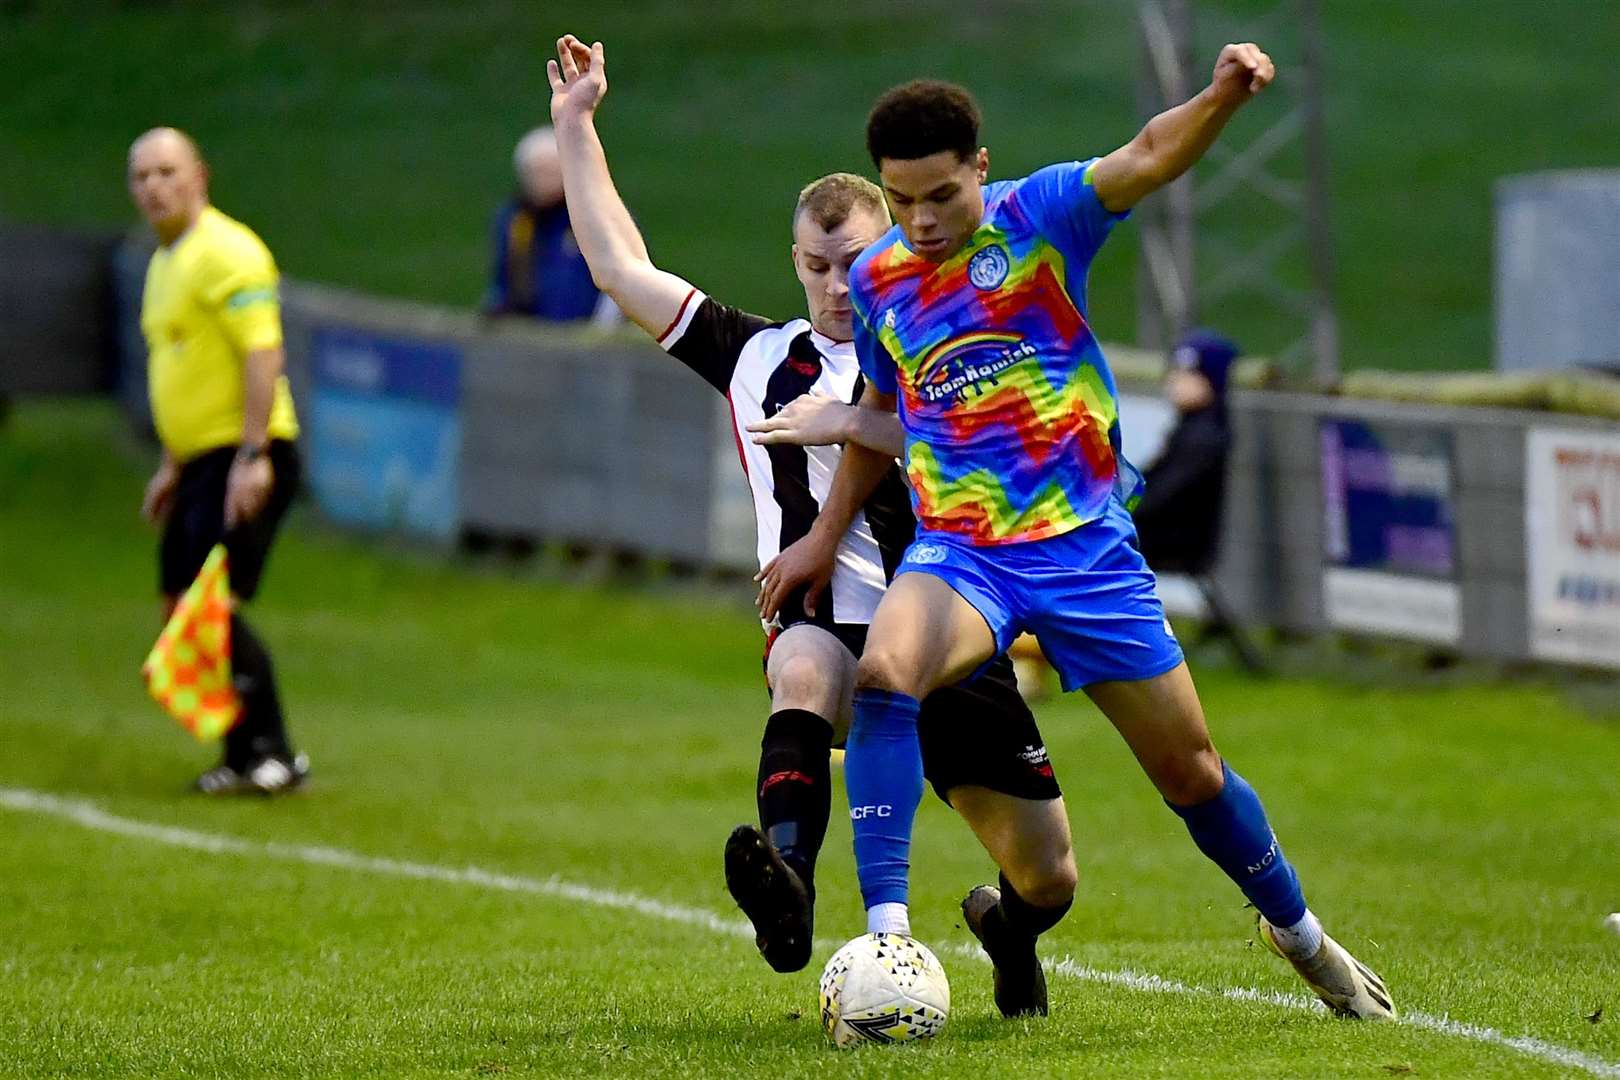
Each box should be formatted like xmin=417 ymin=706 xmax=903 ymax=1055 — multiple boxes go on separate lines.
xmin=962 ymin=884 xmax=1048 ymax=1017
xmin=724 ymin=824 xmax=814 ymax=973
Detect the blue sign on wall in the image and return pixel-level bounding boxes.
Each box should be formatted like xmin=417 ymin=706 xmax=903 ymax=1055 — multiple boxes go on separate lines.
xmin=1320 ymin=419 xmax=1461 ymax=644
xmin=1321 ymin=419 xmax=1456 ymax=576
xmin=309 ymin=327 xmax=461 ymax=540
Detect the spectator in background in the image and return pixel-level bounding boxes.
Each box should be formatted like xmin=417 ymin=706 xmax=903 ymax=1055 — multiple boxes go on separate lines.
xmin=484 ymin=126 xmax=620 ymax=325
xmin=1015 ymin=332 xmax=1246 ymax=694
xmin=1132 ymin=330 xmax=1239 ymax=574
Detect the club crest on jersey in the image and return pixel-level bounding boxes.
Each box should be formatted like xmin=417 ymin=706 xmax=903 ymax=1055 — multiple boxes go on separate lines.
xmin=907 ymin=542 xmax=948 ymax=565
xmin=968 ymin=244 xmax=1010 ymax=290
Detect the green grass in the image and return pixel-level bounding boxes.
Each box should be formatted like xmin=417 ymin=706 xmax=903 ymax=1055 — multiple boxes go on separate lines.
xmin=2 ymin=399 xmax=1620 ymax=1077
xmin=2 ymin=1 xmax=1618 ymax=372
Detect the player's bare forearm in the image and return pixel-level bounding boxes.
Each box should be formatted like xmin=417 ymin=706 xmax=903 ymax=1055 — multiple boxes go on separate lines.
xmin=745 ymin=395 xmax=904 ymax=456
xmin=842 ymin=407 xmax=904 ymax=458
xmin=808 ymin=387 xmax=897 ymax=544
xmin=813 ymin=442 xmax=890 ymax=544
xmin=551 ymin=116 xmax=684 ymax=328
xmin=549 ymin=37 xmax=685 ymax=336
xmin=551 ymin=111 xmax=642 ymax=278
xmin=1098 ymin=88 xmax=1237 ymax=210
xmin=1091 ymin=42 xmax=1274 ymax=212
xmin=755 ymin=389 xmax=896 ymax=619
xmin=241 ymin=346 xmax=281 ymax=447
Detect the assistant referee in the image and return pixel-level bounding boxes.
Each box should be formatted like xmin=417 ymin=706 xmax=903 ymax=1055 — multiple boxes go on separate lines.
xmin=129 ymin=127 xmax=307 ymax=794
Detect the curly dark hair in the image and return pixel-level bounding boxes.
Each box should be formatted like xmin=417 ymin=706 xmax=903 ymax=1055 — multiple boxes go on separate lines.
xmin=865 ymin=79 xmax=982 ymax=166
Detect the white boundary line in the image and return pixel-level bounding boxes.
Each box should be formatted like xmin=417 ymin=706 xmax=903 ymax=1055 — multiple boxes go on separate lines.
xmin=2 ymin=786 xmax=1615 ymax=1078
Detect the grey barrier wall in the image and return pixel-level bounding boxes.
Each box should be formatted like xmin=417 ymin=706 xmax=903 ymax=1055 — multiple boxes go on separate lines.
xmin=0 ymin=223 xmax=122 ymax=395
xmin=460 ymin=329 xmax=721 ymax=563
xmin=278 ymin=282 xmax=721 ymax=562
xmin=95 ymin=255 xmax=1620 ymax=670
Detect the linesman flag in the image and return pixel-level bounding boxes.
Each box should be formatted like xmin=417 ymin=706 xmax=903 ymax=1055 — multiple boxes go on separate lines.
xmin=142 ymin=543 xmax=241 ymax=741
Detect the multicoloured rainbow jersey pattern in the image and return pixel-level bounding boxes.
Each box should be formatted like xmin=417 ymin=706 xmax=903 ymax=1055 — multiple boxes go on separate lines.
xmin=852 ymin=159 xmax=1141 ymax=546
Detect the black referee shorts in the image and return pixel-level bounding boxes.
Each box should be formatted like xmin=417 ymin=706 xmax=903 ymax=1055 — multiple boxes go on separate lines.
xmin=159 ymin=441 xmax=301 ymax=600
xmin=768 ymin=619 xmax=1062 ymax=805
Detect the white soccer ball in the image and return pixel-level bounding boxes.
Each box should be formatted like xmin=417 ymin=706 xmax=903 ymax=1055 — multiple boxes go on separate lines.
xmin=818 ymin=932 xmax=950 ymax=1048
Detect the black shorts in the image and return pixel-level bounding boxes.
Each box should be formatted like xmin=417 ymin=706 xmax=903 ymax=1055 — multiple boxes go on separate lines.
xmin=767 ymin=620 xmax=1062 ymax=805
xmin=159 ymin=441 xmax=301 ymax=600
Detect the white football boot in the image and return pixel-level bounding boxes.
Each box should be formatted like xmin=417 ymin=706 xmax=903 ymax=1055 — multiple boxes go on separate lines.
xmin=1258 ymin=917 xmax=1396 ymax=1020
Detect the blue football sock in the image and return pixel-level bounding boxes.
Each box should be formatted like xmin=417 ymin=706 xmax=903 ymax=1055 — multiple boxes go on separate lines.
xmin=1169 ymin=761 xmax=1308 ymax=927
xmin=845 ymin=688 xmax=924 ymax=911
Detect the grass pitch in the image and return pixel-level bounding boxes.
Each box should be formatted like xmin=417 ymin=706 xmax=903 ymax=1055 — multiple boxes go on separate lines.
xmin=2 ymin=401 xmax=1618 ymax=1078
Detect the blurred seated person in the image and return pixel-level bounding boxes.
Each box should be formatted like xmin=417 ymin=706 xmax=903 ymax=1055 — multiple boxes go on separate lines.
xmin=484 ymin=126 xmax=621 ymax=326
xmin=1133 ymin=330 xmax=1238 ymax=575
xmin=1017 ymin=332 xmax=1249 ymax=696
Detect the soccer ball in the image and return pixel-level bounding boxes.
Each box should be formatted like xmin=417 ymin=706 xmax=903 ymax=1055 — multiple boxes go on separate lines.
xmin=818 ymin=932 xmax=950 ymax=1047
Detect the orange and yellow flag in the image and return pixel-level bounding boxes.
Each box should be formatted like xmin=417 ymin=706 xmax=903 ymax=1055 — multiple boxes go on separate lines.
xmin=142 ymin=543 xmax=241 ymax=741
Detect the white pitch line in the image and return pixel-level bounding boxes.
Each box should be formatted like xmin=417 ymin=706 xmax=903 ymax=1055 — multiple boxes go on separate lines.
xmin=1030 ymin=952 xmax=1620 ymax=1079
xmin=0 ymin=787 xmax=753 ymax=941
xmin=2 ymin=786 xmax=1616 ymax=1078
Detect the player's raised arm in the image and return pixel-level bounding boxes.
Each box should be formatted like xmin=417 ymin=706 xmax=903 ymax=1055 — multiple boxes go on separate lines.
xmin=547 ymin=35 xmax=690 ymax=336
xmin=1088 ymin=42 xmax=1275 ymax=213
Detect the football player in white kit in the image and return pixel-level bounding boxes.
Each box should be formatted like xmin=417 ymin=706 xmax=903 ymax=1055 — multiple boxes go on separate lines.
xmin=550 ymin=35 xmax=1076 ymax=1014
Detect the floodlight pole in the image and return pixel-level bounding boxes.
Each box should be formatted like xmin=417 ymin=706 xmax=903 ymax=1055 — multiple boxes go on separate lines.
xmin=1134 ymin=0 xmax=1198 ymax=357
xmin=1133 ymin=0 xmax=1340 ymax=384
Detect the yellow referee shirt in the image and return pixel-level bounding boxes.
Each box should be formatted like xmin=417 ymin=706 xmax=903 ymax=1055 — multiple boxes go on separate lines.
xmin=142 ymin=205 xmax=299 ymax=462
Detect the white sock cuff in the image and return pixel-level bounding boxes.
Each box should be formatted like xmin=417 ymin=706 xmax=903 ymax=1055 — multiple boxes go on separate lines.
xmin=867 ymin=902 xmax=911 ymax=936
xmin=1271 ymin=909 xmax=1324 ymax=960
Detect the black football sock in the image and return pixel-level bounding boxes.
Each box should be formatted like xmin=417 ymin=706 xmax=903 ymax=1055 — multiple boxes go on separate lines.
xmin=756 ymin=709 xmax=834 ymax=894
xmin=993 ymin=871 xmax=1073 ymax=945
xmin=223 ymin=612 xmax=292 ymax=771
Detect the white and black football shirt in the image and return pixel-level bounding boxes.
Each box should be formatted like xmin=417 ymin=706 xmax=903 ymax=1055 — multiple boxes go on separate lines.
xmin=658 ymin=289 xmax=915 ymax=629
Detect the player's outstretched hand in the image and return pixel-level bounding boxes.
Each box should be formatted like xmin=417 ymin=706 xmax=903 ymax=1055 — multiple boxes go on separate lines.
xmin=746 ymin=393 xmax=852 ymax=448
xmin=1210 ymin=42 xmax=1274 ymax=105
xmin=547 ymin=34 xmax=607 ymax=123
xmin=756 ymin=529 xmax=838 ymax=622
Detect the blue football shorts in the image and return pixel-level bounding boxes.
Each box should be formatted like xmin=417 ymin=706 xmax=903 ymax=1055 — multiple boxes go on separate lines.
xmin=897 ymin=495 xmax=1185 ymax=692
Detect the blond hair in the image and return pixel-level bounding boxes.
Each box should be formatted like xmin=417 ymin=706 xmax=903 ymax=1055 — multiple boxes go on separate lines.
xmin=793 ymin=172 xmax=889 ymax=234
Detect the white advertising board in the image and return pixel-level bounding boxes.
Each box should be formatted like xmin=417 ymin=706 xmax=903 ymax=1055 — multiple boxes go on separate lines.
xmin=1525 ymin=428 xmax=1620 ymax=668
